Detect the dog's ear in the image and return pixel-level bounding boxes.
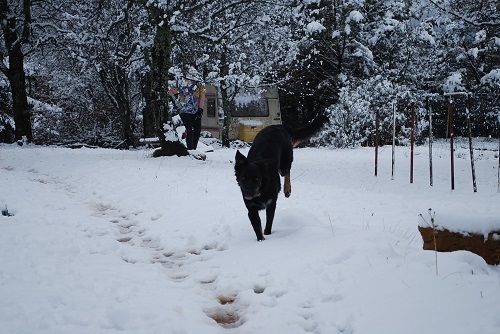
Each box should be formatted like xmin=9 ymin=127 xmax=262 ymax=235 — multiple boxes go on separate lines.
xmin=235 ymin=150 xmax=247 ymax=165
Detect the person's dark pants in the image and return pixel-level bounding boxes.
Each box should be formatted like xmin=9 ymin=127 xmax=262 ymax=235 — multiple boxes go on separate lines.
xmin=180 ymin=112 xmax=202 ymax=150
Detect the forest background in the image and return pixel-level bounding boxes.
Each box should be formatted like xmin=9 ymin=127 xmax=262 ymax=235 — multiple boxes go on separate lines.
xmin=0 ymin=0 xmax=498 ymax=148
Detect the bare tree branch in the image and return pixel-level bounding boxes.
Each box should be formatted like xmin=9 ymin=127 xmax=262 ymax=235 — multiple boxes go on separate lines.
xmin=428 ymin=0 xmax=500 ymax=27
xmin=0 ymin=53 xmax=9 ymax=76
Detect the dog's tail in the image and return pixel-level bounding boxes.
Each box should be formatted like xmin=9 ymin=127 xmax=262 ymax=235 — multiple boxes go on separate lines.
xmin=286 ymin=114 xmax=328 ymax=147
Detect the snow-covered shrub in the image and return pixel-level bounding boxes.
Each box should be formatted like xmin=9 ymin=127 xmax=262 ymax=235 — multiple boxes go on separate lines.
xmin=0 ymin=79 xmax=14 ymax=143
xmin=314 ymin=77 xmax=430 ymax=148
xmin=31 ymin=98 xmax=64 ymax=144
xmin=315 ymin=85 xmax=372 ymax=148
xmin=0 ymin=112 xmax=15 ymax=143
xmin=480 ymin=69 xmax=500 ymax=88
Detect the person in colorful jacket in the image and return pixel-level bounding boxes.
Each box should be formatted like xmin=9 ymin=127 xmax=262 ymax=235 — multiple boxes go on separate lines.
xmin=169 ymin=66 xmax=205 ymax=150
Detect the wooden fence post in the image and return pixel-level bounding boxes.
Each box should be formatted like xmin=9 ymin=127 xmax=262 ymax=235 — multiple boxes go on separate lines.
xmin=392 ymin=102 xmax=396 ymax=180
xmin=448 ymin=97 xmax=455 ymax=190
xmin=410 ymin=102 xmax=415 ymax=184
xmin=428 ymin=100 xmax=433 ymax=187
xmin=375 ymin=109 xmax=379 ymax=177
xmin=465 ymin=95 xmax=477 ymax=192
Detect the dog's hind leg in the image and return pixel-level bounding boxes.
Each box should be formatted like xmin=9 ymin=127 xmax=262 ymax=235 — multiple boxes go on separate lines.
xmin=248 ymin=209 xmax=265 ymax=241
xmin=280 ymin=146 xmax=293 ymax=198
xmin=283 ymin=174 xmax=291 ymax=198
xmin=264 ymin=198 xmax=277 ymax=235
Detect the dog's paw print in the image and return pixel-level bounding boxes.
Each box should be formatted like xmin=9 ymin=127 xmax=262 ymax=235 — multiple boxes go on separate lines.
xmin=253 ymin=285 xmax=266 ymax=294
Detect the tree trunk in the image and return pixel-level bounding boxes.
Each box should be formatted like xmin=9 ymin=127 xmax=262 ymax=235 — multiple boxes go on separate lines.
xmin=219 ymin=49 xmax=231 ymax=147
xmin=120 ymin=68 xmax=134 ymax=147
xmin=142 ymin=72 xmax=156 ymax=138
xmin=8 ymin=47 xmax=32 ymax=142
xmin=143 ymin=9 xmax=171 ymax=138
xmin=0 ymin=0 xmax=32 ymax=142
xmin=122 ymin=99 xmax=134 ymax=147
xmin=220 ymin=86 xmax=231 ymax=147
xmin=98 ymin=64 xmax=134 ymax=147
xmin=144 ymin=10 xmax=187 ymax=156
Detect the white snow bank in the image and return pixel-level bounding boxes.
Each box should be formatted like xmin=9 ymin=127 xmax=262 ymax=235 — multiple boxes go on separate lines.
xmin=419 ymin=212 xmax=500 ymax=238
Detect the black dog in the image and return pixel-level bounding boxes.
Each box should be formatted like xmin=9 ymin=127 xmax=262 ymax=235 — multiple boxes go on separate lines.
xmin=234 ymin=115 xmax=327 ymax=241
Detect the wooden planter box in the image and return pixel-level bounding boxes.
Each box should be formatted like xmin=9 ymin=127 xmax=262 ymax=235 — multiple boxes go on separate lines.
xmin=418 ymin=226 xmax=500 ymax=265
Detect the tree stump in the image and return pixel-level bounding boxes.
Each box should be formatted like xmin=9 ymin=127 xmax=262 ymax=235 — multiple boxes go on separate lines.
xmin=152 ymin=127 xmax=189 ymax=158
xmin=152 ymin=141 xmax=189 ymax=157
xmin=418 ymin=226 xmax=500 ymax=265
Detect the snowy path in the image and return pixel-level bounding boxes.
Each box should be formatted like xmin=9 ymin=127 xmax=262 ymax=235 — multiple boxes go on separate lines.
xmin=1 ymin=143 xmax=499 ymax=334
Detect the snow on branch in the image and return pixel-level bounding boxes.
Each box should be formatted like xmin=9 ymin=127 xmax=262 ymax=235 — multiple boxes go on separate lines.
xmin=428 ymin=0 xmax=500 ymax=27
xmin=0 ymin=50 xmax=8 ymax=76
xmin=171 ymin=0 xmax=279 ymax=41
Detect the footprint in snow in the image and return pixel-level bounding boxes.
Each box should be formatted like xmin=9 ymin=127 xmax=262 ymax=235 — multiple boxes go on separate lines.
xmin=169 ymin=273 xmax=189 ymax=282
xmin=205 ymin=292 xmax=245 ymax=329
xmin=140 ymin=237 xmax=162 ymax=250
xmin=205 ymin=307 xmax=243 ymax=329
xmin=299 ymin=311 xmax=319 ymax=333
xmin=198 ymin=274 xmax=218 ymax=284
xmin=117 ymin=236 xmax=132 ymax=243
xmin=93 ymin=202 xmax=117 ymax=214
xmin=321 ymin=293 xmax=343 ymax=303
xmin=118 ymin=223 xmax=134 ymax=234
xmin=297 ymin=302 xmax=320 ymax=333
xmin=150 ymin=213 xmax=162 ymax=221
xmin=253 ymin=285 xmax=266 ymax=294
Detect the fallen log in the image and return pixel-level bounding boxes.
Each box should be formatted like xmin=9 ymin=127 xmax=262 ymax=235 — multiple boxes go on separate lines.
xmin=418 ymin=226 xmax=500 ymax=265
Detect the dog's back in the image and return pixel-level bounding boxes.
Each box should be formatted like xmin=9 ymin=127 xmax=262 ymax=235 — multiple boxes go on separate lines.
xmin=235 ymin=115 xmax=327 ymax=241
xmin=248 ymin=115 xmax=328 ymax=172
xmin=247 ymin=125 xmax=292 ymax=173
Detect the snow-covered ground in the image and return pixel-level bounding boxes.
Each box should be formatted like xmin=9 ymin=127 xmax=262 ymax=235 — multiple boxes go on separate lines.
xmin=1 ymin=140 xmax=499 ymax=334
